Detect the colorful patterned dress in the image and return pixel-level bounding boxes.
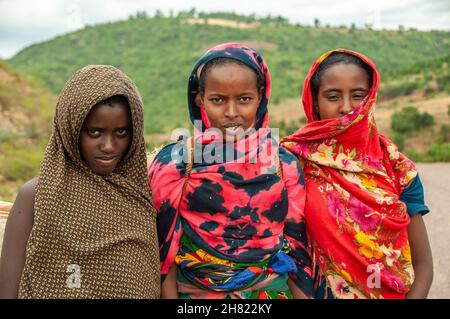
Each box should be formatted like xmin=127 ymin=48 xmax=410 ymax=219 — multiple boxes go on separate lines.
xmin=281 ymin=49 xmax=429 ymax=299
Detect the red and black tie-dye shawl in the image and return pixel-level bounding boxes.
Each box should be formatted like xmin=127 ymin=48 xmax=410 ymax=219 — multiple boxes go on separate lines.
xmin=148 ymin=43 xmax=313 ymax=298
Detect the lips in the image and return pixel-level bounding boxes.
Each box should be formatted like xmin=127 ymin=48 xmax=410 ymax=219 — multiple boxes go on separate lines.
xmin=223 ymin=123 xmax=243 ymax=134
xmin=223 ymin=123 xmax=242 ymax=128
xmin=95 ymin=156 xmax=118 ymax=166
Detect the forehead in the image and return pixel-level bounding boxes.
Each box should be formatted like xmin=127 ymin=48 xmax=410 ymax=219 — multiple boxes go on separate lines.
xmin=83 ymin=102 xmax=131 ymax=126
xmin=206 ymin=63 xmax=257 ymax=86
xmin=320 ymin=63 xmax=369 ymax=87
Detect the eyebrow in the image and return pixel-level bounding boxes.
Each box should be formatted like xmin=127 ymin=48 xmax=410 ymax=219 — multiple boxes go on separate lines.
xmin=238 ymin=91 xmax=258 ymax=95
xmin=322 ymin=88 xmax=341 ymax=93
xmin=83 ymin=125 xmax=130 ymax=130
xmin=352 ymin=88 xmax=369 ymax=92
xmin=207 ymin=91 xmax=257 ymax=96
xmin=322 ymin=88 xmax=368 ymax=93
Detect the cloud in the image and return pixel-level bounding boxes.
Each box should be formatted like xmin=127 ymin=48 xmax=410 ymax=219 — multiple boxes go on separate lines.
xmin=0 ymin=0 xmax=449 ymax=59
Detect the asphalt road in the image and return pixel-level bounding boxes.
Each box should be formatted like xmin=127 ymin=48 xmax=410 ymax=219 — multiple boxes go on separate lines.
xmin=416 ymin=163 xmax=450 ymax=298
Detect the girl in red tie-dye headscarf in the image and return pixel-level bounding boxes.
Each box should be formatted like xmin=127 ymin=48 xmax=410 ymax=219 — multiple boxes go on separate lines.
xmin=148 ymin=43 xmax=314 ymax=299
xmin=281 ymin=49 xmax=433 ymax=299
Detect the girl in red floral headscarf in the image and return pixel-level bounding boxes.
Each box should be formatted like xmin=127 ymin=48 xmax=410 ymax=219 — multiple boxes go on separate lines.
xmin=281 ymin=49 xmax=433 ymax=299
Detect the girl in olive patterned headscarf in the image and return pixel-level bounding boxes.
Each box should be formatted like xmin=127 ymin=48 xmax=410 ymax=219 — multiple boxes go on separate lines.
xmin=0 ymin=65 xmax=160 ymax=298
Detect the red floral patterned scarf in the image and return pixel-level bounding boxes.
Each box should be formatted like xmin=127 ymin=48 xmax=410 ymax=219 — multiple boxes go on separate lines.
xmin=281 ymin=49 xmax=417 ymax=298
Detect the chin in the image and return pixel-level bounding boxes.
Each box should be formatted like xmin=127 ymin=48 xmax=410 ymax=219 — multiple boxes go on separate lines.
xmin=92 ymin=167 xmax=115 ymax=176
xmin=225 ymin=133 xmax=246 ymax=141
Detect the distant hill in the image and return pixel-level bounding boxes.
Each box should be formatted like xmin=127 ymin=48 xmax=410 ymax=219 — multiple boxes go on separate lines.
xmin=8 ymin=12 xmax=450 ymax=134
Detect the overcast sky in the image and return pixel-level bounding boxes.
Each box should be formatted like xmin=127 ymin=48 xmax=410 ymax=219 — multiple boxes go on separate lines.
xmin=1 ymin=0 xmax=449 ymax=59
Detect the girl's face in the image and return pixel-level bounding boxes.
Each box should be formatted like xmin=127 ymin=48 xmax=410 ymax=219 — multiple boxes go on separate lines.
xmin=314 ymin=63 xmax=370 ymax=120
xmin=79 ymin=101 xmax=132 ymax=175
xmin=200 ymin=63 xmax=261 ymax=139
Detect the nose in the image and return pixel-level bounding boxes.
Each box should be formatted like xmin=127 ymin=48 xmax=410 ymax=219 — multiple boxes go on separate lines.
xmin=224 ymin=101 xmax=238 ymax=119
xmin=340 ymin=96 xmax=354 ymax=115
xmin=100 ymin=134 xmax=115 ymax=153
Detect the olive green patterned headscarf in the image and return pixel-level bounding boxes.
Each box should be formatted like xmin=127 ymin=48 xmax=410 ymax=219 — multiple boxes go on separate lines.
xmin=19 ymin=65 xmax=160 ymax=298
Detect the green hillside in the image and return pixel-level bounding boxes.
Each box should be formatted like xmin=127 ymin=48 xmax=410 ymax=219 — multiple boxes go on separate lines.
xmin=1 ymin=12 xmax=450 ymax=201
xmin=0 ymin=60 xmax=55 ymax=201
xmin=8 ymin=12 xmax=450 ymax=134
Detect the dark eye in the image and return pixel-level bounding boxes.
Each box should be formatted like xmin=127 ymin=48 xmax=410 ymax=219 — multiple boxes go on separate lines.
xmin=239 ymin=97 xmax=252 ymax=103
xmin=116 ymin=129 xmax=128 ymax=137
xmin=327 ymin=95 xmax=339 ymax=101
xmin=87 ymin=129 xmax=101 ymax=137
xmin=353 ymin=93 xmax=366 ymax=100
xmin=210 ymin=97 xmax=224 ymax=104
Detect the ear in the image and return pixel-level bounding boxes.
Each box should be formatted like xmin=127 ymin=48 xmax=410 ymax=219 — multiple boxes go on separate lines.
xmin=313 ymin=99 xmax=320 ymax=120
xmin=195 ymin=92 xmax=203 ymax=107
xmin=313 ymin=99 xmax=319 ymax=114
xmin=258 ymin=87 xmax=264 ymax=104
xmin=313 ymin=96 xmax=320 ymax=114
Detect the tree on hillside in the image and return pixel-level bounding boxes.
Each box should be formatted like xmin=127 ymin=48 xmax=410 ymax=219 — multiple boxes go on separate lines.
xmin=275 ymin=15 xmax=289 ymax=25
xmin=189 ymin=7 xmax=197 ymax=18
xmin=248 ymin=13 xmax=256 ymax=23
xmin=314 ymin=18 xmax=320 ymax=28
xmin=154 ymin=9 xmax=164 ymax=18
xmin=132 ymin=11 xmax=148 ymax=19
xmin=177 ymin=8 xmax=196 ymax=19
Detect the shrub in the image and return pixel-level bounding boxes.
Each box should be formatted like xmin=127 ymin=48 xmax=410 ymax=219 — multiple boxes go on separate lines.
xmin=391 ymin=106 xmax=434 ymax=134
xmin=426 ymin=142 xmax=450 ymax=162
xmin=440 ymin=124 xmax=450 ymax=143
